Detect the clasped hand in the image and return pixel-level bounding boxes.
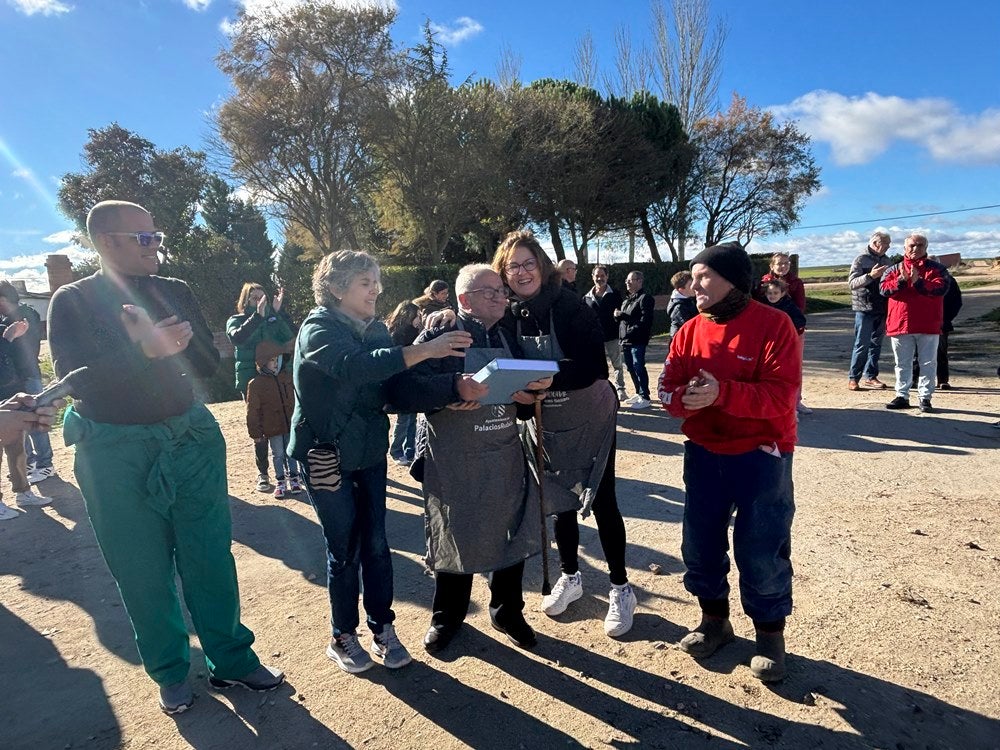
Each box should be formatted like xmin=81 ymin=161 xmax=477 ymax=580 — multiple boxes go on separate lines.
xmin=681 ymin=369 xmax=720 ymax=410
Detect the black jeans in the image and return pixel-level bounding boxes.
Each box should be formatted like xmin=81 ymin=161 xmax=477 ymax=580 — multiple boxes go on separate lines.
xmin=553 ymin=439 xmax=628 ymax=585
xmin=431 ymin=561 xmax=525 ymax=627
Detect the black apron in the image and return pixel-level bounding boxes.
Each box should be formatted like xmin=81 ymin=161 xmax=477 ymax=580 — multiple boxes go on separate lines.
xmin=420 ymin=329 xmax=541 ymax=574
xmin=517 ymin=316 xmax=617 ymax=517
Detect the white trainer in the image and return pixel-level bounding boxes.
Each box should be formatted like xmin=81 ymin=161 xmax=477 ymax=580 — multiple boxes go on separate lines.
xmin=541 ymin=572 xmax=583 ymax=616
xmin=16 ymin=490 xmax=52 ymax=507
xmin=28 ymin=465 xmax=54 ymax=484
xmin=630 ymin=398 xmax=651 ymax=410
xmin=604 ymin=583 xmax=637 ymax=637
xmin=0 ymin=501 xmax=20 ymax=520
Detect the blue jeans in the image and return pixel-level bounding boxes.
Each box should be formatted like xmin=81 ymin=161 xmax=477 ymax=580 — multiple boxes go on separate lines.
xmin=681 ymin=441 xmax=795 ymax=622
xmin=266 ymin=433 xmax=299 ymax=478
xmin=622 ymin=344 xmax=649 ymax=399
xmin=304 ymin=459 xmax=395 ymax=636
xmin=23 ymin=376 xmax=53 ymax=469
xmin=389 ymin=413 xmax=416 ymax=461
xmin=848 ymin=311 xmax=886 ymax=382
xmin=890 ymin=333 xmax=939 ymax=399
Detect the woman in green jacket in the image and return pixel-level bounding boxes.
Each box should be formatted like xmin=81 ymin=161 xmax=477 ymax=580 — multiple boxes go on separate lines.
xmin=226 ymin=282 xmax=294 ymax=491
xmin=289 ymin=250 xmax=471 ymax=675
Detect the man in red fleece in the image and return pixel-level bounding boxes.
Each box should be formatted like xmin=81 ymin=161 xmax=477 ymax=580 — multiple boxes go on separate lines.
xmin=657 ymin=241 xmax=800 ymax=683
xmin=879 ymin=234 xmax=950 ymax=413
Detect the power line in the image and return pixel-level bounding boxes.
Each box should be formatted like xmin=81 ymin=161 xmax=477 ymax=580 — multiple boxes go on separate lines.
xmin=795 ymin=203 xmax=1000 ymax=230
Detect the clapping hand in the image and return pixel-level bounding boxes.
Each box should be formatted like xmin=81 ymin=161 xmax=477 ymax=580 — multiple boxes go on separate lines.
xmin=681 ymin=369 xmax=720 ymax=410
xmin=122 ymin=305 xmax=193 ymax=359
xmin=2 ymin=319 xmax=28 ymax=342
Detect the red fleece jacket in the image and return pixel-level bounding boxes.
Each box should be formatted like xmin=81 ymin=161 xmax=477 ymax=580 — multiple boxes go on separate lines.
xmin=657 ymin=301 xmax=800 ymax=455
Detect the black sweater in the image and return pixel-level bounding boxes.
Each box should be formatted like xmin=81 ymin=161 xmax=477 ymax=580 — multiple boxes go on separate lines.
xmin=49 ymin=270 xmax=220 ymax=425
xmin=497 ymin=282 xmax=608 ymax=392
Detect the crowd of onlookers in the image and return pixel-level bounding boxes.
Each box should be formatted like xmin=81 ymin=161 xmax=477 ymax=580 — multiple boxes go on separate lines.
xmin=6 ymin=199 xmax=988 ymax=720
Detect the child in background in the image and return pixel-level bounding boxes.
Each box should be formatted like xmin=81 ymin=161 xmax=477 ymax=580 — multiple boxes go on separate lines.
xmin=667 ymin=270 xmax=698 ymax=338
xmin=763 ymin=279 xmax=811 ymax=414
xmin=385 ymin=300 xmax=422 ymax=466
xmin=246 ymin=348 xmax=301 ymax=498
xmin=761 ymin=253 xmax=806 ymax=313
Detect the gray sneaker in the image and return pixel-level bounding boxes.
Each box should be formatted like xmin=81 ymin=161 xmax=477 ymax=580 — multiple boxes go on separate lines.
xmin=371 ymin=624 xmax=412 ymax=669
xmin=326 ymin=633 xmax=374 ymax=674
xmin=158 ymin=680 xmax=194 ymax=715
xmin=209 ymin=664 xmax=284 ymax=691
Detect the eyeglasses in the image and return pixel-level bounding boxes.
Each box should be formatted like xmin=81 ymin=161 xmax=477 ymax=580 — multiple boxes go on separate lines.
xmin=104 ymin=231 xmax=166 ymax=248
xmin=466 ymin=286 xmax=510 ymax=302
xmin=503 ymin=258 xmax=538 ymax=275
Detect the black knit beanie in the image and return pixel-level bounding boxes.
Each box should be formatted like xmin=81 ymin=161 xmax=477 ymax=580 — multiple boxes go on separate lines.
xmin=690 ymin=241 xmax=753 ymax=294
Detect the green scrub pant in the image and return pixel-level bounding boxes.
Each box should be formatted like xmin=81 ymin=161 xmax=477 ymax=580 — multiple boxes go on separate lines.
xmin=65 ymin=403 xmax=260 ymax=687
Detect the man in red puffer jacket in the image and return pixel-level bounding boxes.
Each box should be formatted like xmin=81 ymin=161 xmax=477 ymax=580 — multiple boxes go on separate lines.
xmin=879 ymin=233 xmax=951 ymax=413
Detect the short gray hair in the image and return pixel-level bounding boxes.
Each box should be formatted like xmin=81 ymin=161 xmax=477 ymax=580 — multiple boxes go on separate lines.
xmin=312 ymin=250 xmax=381 ymax=307
xmin=454 ymin=263 xmax=493 ymax=297
xmin=869 ymin=230 xmax=890 ymax=248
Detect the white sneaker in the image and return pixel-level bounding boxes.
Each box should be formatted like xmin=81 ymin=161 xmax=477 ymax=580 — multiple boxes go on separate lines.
xmin=326 ymin=633 xmax=374 ymax=674
xmin=16 ymin=490 xmax=51 ymax=507
xmin=541 ymin=572 xmax=583 ymax=616
xmin=621 ymin=394 xmax=639 ymax=405
xmin=28 ymin=466 xmax=54 ymax=484
xmin=0 ymin=501 xmax=20 ymax=520
xmin=630 ymin=398 xmax=651 ymax=410
xmin=604 ymin=583 xmax=637 ymax=637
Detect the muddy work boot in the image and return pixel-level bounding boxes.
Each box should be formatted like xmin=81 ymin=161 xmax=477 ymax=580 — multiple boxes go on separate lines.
xmin=750 ymin=630 xmax=787 ymax=682
xmin=678 ymin=615 xmax=734 ymax=658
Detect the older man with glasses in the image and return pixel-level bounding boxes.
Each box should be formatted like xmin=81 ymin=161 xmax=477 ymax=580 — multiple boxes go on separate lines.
xmin=48 ymin=200 xmax=284 ymax=715
xmin=387 ymin=264 xmax=549 ymax=654
xmin=847 ymin=231 xmax=892 ymax=390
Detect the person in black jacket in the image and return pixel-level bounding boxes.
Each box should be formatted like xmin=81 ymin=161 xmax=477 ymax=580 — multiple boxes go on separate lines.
xmin=494 ymin=230 xmax=636 ymax=638
xmin=615 ymin=271 xmax=655 ymax=409
xmin=667 ymin=270 xmax=698 ymax=338
xmin=913 ymin=268 xmax=963 ymax=388
xmin=583 ymin=265 xmax=628 ymax=401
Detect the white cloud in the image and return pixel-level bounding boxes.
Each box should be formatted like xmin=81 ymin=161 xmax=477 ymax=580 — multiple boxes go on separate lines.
xmin=183 ymin=0 xmax=212 ymax=10
xmin=11 ymin=167 xmax=33 ymax=179
xmin=751 ymin=223 xmax=1000 ymax=268
xmin=429 ymin=16 xmax=483 ymax=45
xmin=8 ymin=0 xmax=72 ymax=16
xmin=771 ymin=91 xmax=1000 ymax=167
xmin=0 ymin=244 xmax=94 ymax=273
xmin=42 ymin=229 xmax=77 ymax=244
xmin=219 ymin=16 xmax=236 ymax=34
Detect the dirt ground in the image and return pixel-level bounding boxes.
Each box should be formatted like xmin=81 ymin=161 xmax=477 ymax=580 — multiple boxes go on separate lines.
xmin=3 ymin=285 xmax=1000 ymax=750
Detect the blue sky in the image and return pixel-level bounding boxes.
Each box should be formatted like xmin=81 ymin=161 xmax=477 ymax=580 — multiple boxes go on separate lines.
xmin=1 ymin=0 xmax=998 ymax=290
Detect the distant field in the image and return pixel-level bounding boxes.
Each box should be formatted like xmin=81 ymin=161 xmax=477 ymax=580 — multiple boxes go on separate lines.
xmin=798 ymin=264 xmax=850 ymax=281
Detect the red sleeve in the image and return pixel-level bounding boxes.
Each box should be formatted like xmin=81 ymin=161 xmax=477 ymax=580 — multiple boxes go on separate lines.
xmin=916 ymin=266 xmax=948 ymax=296
xmin=880 ymin=264 xmax=905 ymax=296
xmin=789 ymin=277 xmax=806 ymax=312
xmin=657 ymin=327 xmax=698 ymax=418
xmin=715 ymin=316 xmax=800 ymax=419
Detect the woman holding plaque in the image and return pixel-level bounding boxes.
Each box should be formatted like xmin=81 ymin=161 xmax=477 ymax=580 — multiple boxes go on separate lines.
xmin=493 ymin=230 xmax=636 ymax=638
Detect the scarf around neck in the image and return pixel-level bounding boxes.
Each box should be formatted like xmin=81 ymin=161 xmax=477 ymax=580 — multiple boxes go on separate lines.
xmin=700 ymin=288 xmax=751 ymax=323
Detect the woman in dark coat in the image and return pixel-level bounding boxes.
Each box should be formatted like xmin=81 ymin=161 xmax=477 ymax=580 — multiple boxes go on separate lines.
xmin=493 ymin=230 xmax=636 ymax=638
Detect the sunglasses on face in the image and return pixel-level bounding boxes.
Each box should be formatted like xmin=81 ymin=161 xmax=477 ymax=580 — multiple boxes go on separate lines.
xmin=104 ymin=231 xmax=167 ymax=248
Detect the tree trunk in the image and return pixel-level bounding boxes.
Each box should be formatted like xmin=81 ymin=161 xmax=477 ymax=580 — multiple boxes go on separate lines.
xmin=548 ymin=217 xmax=566 ymax=260
xmin=639 ymin=212 xmax=663 ymax=263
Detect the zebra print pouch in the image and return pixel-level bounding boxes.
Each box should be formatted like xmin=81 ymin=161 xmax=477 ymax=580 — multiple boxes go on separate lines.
xmin=306 ymin=445 xmax=342 ymax=493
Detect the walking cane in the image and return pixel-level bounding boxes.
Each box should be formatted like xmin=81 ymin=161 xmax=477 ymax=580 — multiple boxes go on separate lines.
xmin=534 ymin=398 xmax=552 ymax=596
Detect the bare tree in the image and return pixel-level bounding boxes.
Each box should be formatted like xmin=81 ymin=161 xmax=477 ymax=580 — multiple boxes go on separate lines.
xmin=572 ymin=30 xmax=598 ymax=88
xmin=495 ymin=42 xmax=523 ymax=90
xmin=603 ymin=24 xmax=653 ymax=98
xmin=647 ymin=0 xmax=728 ymax=259
xmin=651 ymin=0 xmax=726 ymax=131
